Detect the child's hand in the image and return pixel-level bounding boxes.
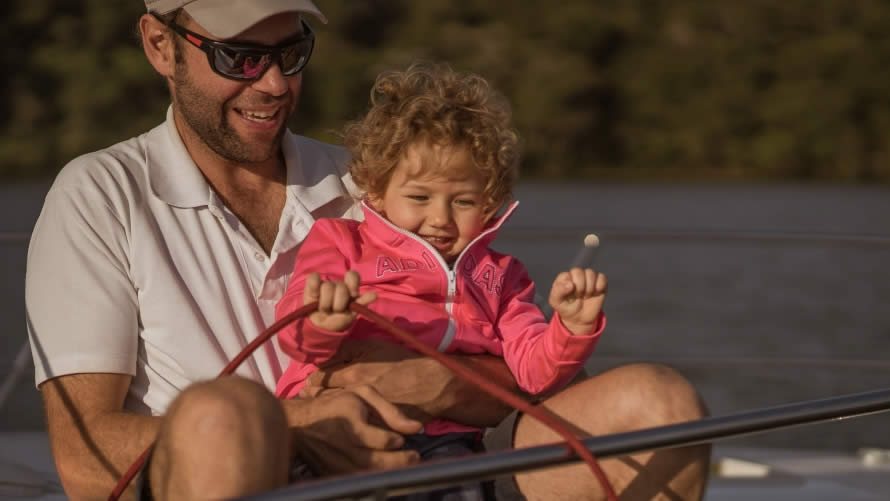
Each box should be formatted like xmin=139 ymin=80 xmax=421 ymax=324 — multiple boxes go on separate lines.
xmin=304 ymin=271 xmax=377 ymax=332
xmin=548 ymin=268 xmax=608 ymax=335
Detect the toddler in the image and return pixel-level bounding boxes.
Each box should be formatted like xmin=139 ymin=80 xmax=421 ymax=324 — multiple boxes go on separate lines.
xmin=274 ymin=63 xmax=607 ymax=479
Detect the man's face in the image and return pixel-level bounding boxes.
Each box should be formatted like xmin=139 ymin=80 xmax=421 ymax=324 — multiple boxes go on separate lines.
xmin=169 ymin=13 xmax=304 ymax=164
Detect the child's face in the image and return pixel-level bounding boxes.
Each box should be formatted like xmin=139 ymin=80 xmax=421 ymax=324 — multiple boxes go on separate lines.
xmin=372 ymin=142 xmax=487 ymax=263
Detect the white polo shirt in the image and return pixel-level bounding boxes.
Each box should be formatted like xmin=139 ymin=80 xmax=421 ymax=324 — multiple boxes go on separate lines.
xmin=26 ymin=107 xmax=361 ymax=415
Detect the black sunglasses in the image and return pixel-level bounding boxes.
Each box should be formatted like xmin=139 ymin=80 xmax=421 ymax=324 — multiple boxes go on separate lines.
xmin=152 ymin=13 xmax=315 ymax=81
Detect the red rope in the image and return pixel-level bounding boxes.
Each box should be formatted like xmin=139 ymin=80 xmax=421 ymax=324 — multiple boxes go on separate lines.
xmin=109 ymin=301 xmax=618 ymax=500
xmin=350 ymin=303 xmax=618 ymax=500
xmin=107 ymin=303 xmax=317 ymax=501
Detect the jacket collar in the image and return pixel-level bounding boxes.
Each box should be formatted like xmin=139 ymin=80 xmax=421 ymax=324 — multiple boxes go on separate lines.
xmin=359 ymin=199 xmax=519 ymax=252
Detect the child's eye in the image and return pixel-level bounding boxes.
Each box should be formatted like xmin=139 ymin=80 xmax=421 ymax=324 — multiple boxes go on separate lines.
xmin=407 ymin=195 xmax=428 ymax=202
xmin=455 ymin=199 xmax=477 ymax=207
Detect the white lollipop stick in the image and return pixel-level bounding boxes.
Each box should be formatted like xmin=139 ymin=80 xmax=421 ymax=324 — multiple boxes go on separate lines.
xmin=537 ymin=233 xmax=601 ymax=320
xmin=570 ymin=233 xmax=600 ymax=269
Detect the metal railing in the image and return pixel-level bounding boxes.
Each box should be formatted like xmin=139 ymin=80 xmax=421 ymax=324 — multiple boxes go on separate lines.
xmin=498 ymin=227 xmax=890 ymax=248
xmin=242 ymin=387 xmax=890 ymax=501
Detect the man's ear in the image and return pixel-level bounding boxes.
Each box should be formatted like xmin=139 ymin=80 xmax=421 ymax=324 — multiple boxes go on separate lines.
xmin=140 ymin=14 xmax=176 ymax=79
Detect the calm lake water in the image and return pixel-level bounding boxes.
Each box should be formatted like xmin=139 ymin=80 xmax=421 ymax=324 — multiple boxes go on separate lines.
xmin=2 ymin=181 xmax=889 ymax=451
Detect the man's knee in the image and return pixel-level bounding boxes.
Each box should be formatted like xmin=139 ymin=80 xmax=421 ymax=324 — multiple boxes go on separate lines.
xmin=163 ymin=376 xmax=286 ymax=437
xmin=150 ymin=377 xmax=289 ymax=499
xmin=154 ymin=376 xmax=289 ymax=469
xmin=600 ymin=362 xmax=708 ymax=426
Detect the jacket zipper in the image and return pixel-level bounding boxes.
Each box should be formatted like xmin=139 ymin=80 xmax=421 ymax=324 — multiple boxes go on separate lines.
xmin=362 ymin=201 xmax=517 ymax=352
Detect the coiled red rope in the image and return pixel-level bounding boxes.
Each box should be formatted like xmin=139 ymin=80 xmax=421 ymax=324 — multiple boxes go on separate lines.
xmin=109 ymin=301 xmax=618 ymax=501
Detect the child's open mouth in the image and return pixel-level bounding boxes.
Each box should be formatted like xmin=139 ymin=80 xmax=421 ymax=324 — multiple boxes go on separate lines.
xmin=421 ymin=235 xmax=455 ymax=251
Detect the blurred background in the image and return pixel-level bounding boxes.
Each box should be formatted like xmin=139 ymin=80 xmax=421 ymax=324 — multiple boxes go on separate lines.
xmin=1 ymin=0 xmax=889 ymax=454
xmin=7 ymin=0 xmax=890 ymax=181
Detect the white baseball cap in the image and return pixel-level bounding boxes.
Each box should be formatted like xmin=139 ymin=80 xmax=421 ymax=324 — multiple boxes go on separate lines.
xmin=144 ymin=0 xmax=327 ymax=38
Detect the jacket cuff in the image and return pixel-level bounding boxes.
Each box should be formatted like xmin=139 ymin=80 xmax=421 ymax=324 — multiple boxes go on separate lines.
xmin=288 ymin=317 xmax=355 ymax=362
xmin=548 ymin=311 xmax=606 ymax=359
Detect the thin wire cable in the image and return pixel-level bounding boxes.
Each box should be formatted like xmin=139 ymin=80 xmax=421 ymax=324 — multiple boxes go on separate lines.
xmin=109 ymin=302 xmax=618 ymax=501
xmin=0 ymin=341 xmax=31 ymax=411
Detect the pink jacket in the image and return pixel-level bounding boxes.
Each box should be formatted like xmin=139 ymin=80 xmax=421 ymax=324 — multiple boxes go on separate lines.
xmin=275 ymin=201 xmax=605 ymax=433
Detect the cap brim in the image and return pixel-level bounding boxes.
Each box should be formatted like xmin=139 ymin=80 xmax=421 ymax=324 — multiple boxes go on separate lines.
xmin=185 ymin=0 xmax=327 ymax=39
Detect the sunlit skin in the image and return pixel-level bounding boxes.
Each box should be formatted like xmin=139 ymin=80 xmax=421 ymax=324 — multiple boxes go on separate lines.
xmin=374 ymin=143 xmax=488 ymax=265
xmin=142 ymin=11 xmax=307 ymax=251
xmin=304 ymin=142 xmax=608 ymax=336
xmin=162 ymin=12 xmax=304 ymax=171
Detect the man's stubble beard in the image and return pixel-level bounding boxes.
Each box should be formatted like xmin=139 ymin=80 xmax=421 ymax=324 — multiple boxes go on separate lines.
xmin=171 ymin=61 xmax=292 ymax=164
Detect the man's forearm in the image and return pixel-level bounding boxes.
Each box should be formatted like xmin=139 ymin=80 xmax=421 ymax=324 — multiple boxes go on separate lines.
xmin=435 ymin=354 xmax=523 ymax=427
xmin=53 ymin=410 xmax=160 ymax=500
xmin=306 ymin=340 xmax=525 ymax=428
xmin=41 ymin=375 xmax=161 ymax=501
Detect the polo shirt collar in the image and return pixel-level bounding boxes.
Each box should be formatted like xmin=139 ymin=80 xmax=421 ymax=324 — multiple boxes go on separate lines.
xmin=146 ymin=106 xmax=212 ymax=209
xmin=283 ymin=135 xmax=354 ymax=214
xmin=147 ymin=106 xmax=352 ymax=214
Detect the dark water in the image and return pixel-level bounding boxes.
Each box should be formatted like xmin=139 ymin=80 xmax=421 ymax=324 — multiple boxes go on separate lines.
xmin=2 ymin=181 xmax=889 ymax=452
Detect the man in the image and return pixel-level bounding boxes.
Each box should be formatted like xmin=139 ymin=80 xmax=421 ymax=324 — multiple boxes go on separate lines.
xmin=25 ymin=1 xmax=710 ymax=500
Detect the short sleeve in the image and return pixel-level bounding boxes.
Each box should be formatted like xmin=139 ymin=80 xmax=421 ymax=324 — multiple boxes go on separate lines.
xmin=26 ymin=179 xmax=138 ymax=386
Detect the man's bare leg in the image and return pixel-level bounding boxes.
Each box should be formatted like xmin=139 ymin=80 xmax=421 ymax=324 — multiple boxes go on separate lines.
xmin=514 ymin=363 xmax=711 ymax=501
xmin=149 ymin=376 xmax=290 ymax=500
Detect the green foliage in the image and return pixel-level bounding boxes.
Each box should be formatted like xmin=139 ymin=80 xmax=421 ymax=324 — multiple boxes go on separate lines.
xmin=4 ymin=0 xmax=890 ymax=181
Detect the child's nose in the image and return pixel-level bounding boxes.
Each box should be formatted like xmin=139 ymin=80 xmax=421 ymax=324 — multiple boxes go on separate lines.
xmin=428 ymin=202 xmax=452 ymax=226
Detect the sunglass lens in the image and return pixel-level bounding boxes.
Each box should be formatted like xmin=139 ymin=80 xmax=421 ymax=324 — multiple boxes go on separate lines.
xmin=213 ymin=48 xmax=269 ymax=79
xmin=210 ymin=38 xmax=312 ymax=80
xmin=241 ymin=54 xmax=271 ymax=79
xmin=280 ymin=41 xmax=312 ymax=76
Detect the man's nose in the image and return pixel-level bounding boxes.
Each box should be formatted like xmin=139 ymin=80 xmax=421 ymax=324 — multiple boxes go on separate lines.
xmin=251 ymin=61 xmax=290 ymax=96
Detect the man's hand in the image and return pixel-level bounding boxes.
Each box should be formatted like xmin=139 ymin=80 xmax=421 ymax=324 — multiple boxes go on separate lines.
xmin=299 ymin=340 xmax=445 ymax=422
xmin=549 ymin=267 xmax=607 ymax=335
xmin=283 ymin=385 xmax=423 ymax=475
xmin=303 ymin=271 xmax=377 ymax=332
xmin=300 ymin=339 xmax=518 ymax=427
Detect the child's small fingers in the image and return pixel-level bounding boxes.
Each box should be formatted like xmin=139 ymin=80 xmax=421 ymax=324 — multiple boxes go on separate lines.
xmin=584 ymin=269 xmax=598 ymax=296
xmin=355 ymin=291 xmax=377 ymax=306
xmin=317 ymin=281 xmax=335 ymax=312
xmin=344 ymin=270 xmax=361 ymax=297
xmin=596 ymin=272 xmax=609 ymax=295
xmin=303 ymin=273 xmax=321 ymax=302
xmin=332 ymin=281 xmax=352 ymax=312
xmin=569 ymin=267 xmax=586 ymax=292
xmin=549 ymin=272 xmax=573 ymax=304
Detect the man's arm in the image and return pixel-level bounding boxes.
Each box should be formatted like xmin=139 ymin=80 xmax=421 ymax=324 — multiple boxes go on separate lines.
xmin=437 ymin=353 xmax=523 ymax=425
xmin=44 ymin=373 xmax=423 ymax=500
xmin=280 ymin=385 xmax=423 ymax=475
xmin=300 ymin=340 xmax=520 ymax=427
xmin=40 ymin=373 xmax=160 ymax=501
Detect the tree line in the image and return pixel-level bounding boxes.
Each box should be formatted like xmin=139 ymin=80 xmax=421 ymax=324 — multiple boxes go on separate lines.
xmin=3 ymin=0 xmax=890 ymax=182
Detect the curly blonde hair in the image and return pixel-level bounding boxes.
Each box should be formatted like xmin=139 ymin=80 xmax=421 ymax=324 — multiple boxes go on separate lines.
xmin=344 ymin=63 xmax=520 ymax=216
